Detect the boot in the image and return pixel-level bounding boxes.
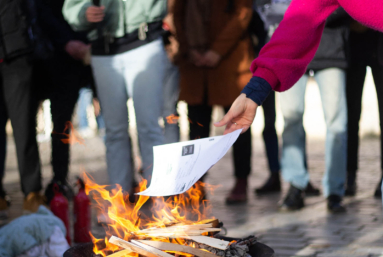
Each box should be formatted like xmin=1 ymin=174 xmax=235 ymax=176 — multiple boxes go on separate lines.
xmin=304 ymin=181 xmax=320 ymax=196
xmin=327 ymin=194 xmax=346 ymax=213
xmin=279 ymin=185 xmax=304 ymax=212
xmin=23 ymin=192 xmax=47 ymax=213
xmin=225 ymin=178 xmax=248 ymax=205
xmin=255 ymin=173 xmax=281 ymax=194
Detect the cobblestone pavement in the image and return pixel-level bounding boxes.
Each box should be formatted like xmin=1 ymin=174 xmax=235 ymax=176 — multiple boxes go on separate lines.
xmin=2 ymin=133 xmax=383 ymax=257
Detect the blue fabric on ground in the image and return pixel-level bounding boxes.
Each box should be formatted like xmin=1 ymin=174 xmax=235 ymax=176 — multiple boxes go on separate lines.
xmin=0 ymin=205 xmax=66 ymax=257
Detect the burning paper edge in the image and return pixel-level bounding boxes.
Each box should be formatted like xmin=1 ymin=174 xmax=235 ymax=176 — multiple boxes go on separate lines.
xmin=137 ymin=129 xmax=242 ymax=197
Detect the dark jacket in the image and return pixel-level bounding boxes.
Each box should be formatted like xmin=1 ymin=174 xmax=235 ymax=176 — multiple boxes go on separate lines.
xmin=0 ymin=0 xmax=33 ymax=60
xmin=307 ymin=8 xmax=350 ymax=70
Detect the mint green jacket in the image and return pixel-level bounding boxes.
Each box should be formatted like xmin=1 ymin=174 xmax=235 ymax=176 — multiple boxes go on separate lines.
xmin=63 ymin=0 xmax=167 ymax=40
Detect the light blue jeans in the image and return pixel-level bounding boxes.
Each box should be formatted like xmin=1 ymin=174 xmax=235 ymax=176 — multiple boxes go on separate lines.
xmin=77 ymin=87 xmax=105 ymax=130
xmin=280 ymin=68 xmax=347 ymax=197
xmin=162 ymin=57 xmax=180 ymax=144
xmin=91 ymin=39 xmax=166 ymax=191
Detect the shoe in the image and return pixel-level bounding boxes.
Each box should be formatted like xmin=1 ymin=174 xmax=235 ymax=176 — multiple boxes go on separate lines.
xmin=279 ymin=185 xmax=304 ymax=212
xmin=327 ymin=194 xmax=346 ymax=213
xmin=45 ymin=180 xmax=74 ymax=204
xmin=225 ymin=178 xmax=248 ymax=205
xmin=304 ymin=181 xmax=320 ymax=196
xmin=255 ymin=173 xmax=281 ymax=194
xmin=23 ymin=192 xmax=47 ymax=213
xmin=344 ymin=182 xmax=357 ymax=196
xmin=374 ymin=181 xmax=382 ymax=198
xmin=0 ymin=195 xmax=10 ymax=221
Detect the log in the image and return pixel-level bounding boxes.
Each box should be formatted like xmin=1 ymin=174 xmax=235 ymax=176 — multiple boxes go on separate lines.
xmin=142 ymin=228 xmax=221 ymax=235
xmin=140 ymin=224 xmax=213 ymax=233
xmin=187 ymin=236 xmax=229 ymax=250
xmin=109 ymin=236 xmax=160 ymax=257
xmin=137 ymin=240 xmax=218 ymax=257
xmin=107 ymin=249 xmax=133 ymax=257
xmin=131 ymin=240 xmax=175 ymax=257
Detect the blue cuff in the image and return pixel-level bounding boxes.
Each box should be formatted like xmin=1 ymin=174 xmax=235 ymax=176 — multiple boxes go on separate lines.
xmin=241 ymin=76 xmax=273 ymax=106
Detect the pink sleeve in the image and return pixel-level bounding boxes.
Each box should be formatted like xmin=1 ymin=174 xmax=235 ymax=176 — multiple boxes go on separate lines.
xmin=338 ymin=0 xmax=383 ymax=32
xmin=251 ymin=0 xmax=340 ymax=92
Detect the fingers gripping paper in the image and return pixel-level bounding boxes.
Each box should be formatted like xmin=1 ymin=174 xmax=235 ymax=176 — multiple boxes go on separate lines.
xmin=137 ymin=129 xmax=242 ymax=196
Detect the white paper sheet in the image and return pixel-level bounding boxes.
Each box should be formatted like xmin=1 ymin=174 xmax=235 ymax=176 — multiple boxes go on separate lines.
xmin=137 ymin=129 xmax=242 ymax=196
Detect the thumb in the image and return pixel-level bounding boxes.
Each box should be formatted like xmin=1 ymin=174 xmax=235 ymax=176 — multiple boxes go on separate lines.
xmin=214 ymin=111 xmax=233 ymax=127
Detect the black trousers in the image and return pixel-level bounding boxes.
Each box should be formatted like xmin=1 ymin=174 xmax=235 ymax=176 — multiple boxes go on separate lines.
xmin=34 ymin=54 xmax=85 ymax=183
xmin=346 ymin=30 xmax=383 ymax=183
xmin=262 ymin=91 xmax=280 ymax=174
xmin=0 ymin=94 xmax=7 ymax=197
xmin=188 ymin=104 xmax=252 ymax=179
xmin=0 ymin=55 xmax=42 ymax=196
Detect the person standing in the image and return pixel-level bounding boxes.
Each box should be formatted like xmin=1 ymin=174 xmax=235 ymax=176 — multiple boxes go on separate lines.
xmin=0 ymin=0 xmax=44 ymax=214
xmin=63 ymin=0 xmax=167 ymax=194
xmin=277 ymin=8 xmax=350 ymax=212
xmin=345 ymin=22 xmax=383 ymax=198
xmin=173 ymin=0 xmax=254 ymax=203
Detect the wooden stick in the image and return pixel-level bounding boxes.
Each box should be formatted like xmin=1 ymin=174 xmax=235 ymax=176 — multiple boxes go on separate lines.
xmin=107 ymin=249 xmax=133 ymax=257
xmin=137 ymin=240 xmax=218 ymax=257
xmin=109 ymin=236 xmax=160 ymax=257
xmin=142 ymin=228 xmax=220 ymax=235
xmin=187 ymin=236 xmax=229 ymax=250
xmin=140 ymin=224 xmax=213 ymax=233
xmin=131 ymin=240 xmax=175 ymax=257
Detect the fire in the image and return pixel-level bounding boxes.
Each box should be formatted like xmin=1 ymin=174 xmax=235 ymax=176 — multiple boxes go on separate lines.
xmin=83 ymin=173 xmax=218 ymax=256
xmin=53 ymin=121 xmax=85 ymax=145
xmin=166 ymin=114 xmax=180 ymax=124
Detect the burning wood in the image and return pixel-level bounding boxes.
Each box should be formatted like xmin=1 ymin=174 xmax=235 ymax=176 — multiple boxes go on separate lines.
xmin=83 ymin=174 xmax=255 ymax=257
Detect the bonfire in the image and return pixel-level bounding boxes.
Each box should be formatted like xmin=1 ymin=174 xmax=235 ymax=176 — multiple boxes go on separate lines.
xmin=83 ymin=174 xmax=257 ymax=257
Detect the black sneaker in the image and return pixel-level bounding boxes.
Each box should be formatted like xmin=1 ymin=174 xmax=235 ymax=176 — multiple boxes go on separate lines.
xmin=327 ymin=194 xmax=346 ymax=213
xmin=255 ymin=173 xmax=281 ymax=194
xmin=304 ymin=182 xmax=320 ymax=196
xmin=279 ymin=185 xmax=304 ymax=211
xmin=45 ymin=180 xmax=74 ymax=204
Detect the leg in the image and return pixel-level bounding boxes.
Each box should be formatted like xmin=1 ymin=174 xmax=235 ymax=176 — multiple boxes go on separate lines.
xmin=187 ymin=104 xmax=212 ymax=140
xmin=346 ymin=63 xmax=366 ymax=192
xmin=0 ymin=87 xmax=7 ymax=197
xmin=1 ymin=56 xmax=42 ymax=196
xmin=280 ymin=75 xmax=309 ymax=190
xmin=262 ymin=91 xmax=280 ymax=173
xmin=48 ymin=56 xmax=82 ymax=184
xmin=163 ymin=57 xmax=180 ymax=144
xmin=91 ymin=55 xmax=134 ymax=192
xmin=371 ymin=61 xmax=383 ymax=197
xmin=77 ymin=87 xmax=93 ymax=130
xmin=123 ymin=39 xmax=167 ymax=181
xmin=316 ymin=68 xmax=347 ymax=198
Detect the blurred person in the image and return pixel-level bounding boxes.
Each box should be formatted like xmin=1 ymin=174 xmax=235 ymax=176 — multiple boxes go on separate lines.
xmin=173 ymin=0 xmax=254 ymax=204
xmin=77 ymin=86 xmax=105 ymax=139
xmin=214 ymin=0 xmax=382 ymax=205
xmin=279 ymin=8 xmax=350 ymax=213
xmin=0 ymin=0 xmax=44 ymax=214
xmin=345 ymin=22 xmax=383 ymax=198
xmin=162 ymin=0 xmax=180 ymax=144
xmin=33 ymin=0 xmax=92 ymax=203
xmin=63 ymin=0 xmax=167 ymax=194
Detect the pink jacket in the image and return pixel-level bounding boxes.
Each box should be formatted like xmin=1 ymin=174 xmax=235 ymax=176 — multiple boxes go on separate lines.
xmin=252 ymin=0 xmax=383 ymax=92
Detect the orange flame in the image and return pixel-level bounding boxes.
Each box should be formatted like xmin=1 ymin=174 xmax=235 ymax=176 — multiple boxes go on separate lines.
xmin=52 ymin=121 xmax=85 ymax=145
xmin=83 ymin=173 xmax=218 ymax=256
xmin=166 ymin=114 xmax=180 ymax=124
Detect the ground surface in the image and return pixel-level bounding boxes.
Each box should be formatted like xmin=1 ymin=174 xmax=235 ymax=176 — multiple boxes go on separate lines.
xmin=2 ymin=131 xmax=383 ymax=257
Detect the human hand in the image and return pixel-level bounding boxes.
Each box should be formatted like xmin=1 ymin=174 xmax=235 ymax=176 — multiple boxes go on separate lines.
xmin=214 ymin=93 xmax=258 ymax=134
xmin=202 ymin=50 xmax=221 ymax=67
xmin=189 ymin=49 xmax=205 ymax=67
xmin=86 ymin=6 xmax=105 ymax=23
xmin=65 ymin=40 xmax=91 ymax=60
